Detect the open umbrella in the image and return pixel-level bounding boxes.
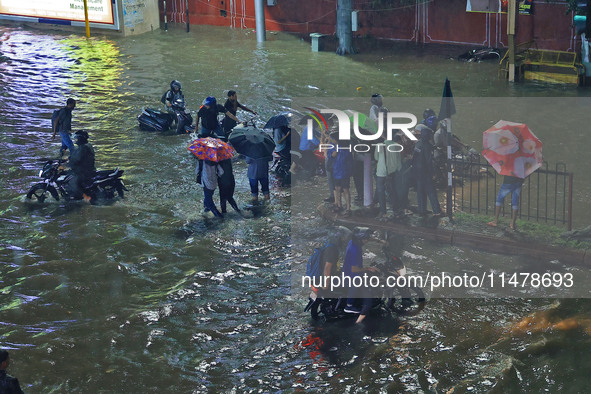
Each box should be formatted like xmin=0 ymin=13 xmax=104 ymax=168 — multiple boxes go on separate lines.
xmin=188 ymin=137 xmax=236 ymax=162
xmin=264 ymin=112 xmax=291 ymax=129
xmin=482 ymin=120 xmax=543 ymax=179
xmin=228 ymin=126 xmax=276 ymax=159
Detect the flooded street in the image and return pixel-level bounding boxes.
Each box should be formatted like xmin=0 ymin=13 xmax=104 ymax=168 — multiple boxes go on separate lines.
xmin=1 ymin=24 xmax=591 ymax=392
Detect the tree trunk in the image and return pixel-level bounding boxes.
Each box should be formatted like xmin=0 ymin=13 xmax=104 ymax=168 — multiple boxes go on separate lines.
xmin=336 ymin=0 xmax=355 ymax=56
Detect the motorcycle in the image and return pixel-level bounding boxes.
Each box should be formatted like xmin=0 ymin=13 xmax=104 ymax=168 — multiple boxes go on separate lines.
xmin=271 ymin=151 xmax=292 ymax=186
xmin=26 ymin=158 xmax=127 ymax=204
xmin=137 ymin=98 xmax=194 ymax=134
xmin=137 ymin=108 xmax=173 ymax=132
xmin=304 ymin=253 xmax=426 ymax=322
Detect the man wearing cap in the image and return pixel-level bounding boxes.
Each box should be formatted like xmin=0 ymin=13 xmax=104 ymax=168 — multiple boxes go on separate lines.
xmin=196 ymin=96 xmax=240 ymax=138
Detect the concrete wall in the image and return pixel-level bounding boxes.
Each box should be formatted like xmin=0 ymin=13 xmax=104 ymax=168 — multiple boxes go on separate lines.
xmin=177 ymin=0 xmax=580 ymax=52
xmin=120 ymin=0 xmax=160 ymax=36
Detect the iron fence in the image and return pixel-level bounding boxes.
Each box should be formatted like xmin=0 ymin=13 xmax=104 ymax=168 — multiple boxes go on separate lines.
xmin=450 ymin=156 xmax=573 ymax=230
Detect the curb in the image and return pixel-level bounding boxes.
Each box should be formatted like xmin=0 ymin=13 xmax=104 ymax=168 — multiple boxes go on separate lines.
xmin=317 ymin=205 xmax=589 ymax=266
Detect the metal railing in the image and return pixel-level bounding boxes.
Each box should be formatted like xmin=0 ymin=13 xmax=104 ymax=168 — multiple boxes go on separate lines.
xmin=450 ymin=156 xmax=574 ymax=230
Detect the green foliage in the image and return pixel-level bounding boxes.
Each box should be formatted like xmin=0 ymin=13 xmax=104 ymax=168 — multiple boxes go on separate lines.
xmin=561 ymin=0 xmax=585 ymax=14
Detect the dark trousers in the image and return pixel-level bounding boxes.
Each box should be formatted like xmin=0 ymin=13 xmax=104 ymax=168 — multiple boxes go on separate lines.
xmin=416 ymin=175 xmax=441 ymax=215
xmin=219 ymin=181 xmax=240 ymax=213
xmin=352 ymin=160 xmax=364 ymax=199
xmin=203 ymin=187 xmax=222 ymax=217
xmin=249 ymin=177 xmax=269 ymax=197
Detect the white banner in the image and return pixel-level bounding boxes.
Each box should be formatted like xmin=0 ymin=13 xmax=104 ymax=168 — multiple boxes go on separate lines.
xmin=0 ymin=0 xmax=114 ymax=24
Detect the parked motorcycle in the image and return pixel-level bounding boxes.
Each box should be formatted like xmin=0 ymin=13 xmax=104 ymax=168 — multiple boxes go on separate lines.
xmin=137 ymin=108 xmax=173 ymax=131
xmin=26 ymin=158 xmax=127 ymax=204
xmin=304 ymin=253 xmax=426 ymax=322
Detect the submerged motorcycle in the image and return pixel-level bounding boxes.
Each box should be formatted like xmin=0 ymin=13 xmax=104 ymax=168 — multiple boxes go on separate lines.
xmin=304 ymin=253 xmax=426 ymax=322
xmin=137 ymin=98 xmax=194 ymax=134
xmin=26 ymin=158 xmax=127 ymax=204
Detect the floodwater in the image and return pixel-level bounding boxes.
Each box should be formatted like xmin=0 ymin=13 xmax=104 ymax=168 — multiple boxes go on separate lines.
xmin=1 ymin=24 xmax=591 ymax=392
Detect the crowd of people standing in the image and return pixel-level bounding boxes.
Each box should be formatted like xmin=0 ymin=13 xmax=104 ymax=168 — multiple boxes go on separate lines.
xmin=311 ymin=94 xmax=444 ymax=220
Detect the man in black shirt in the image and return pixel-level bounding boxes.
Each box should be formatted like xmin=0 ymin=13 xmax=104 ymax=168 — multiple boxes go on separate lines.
xmin=69 ymin=130 xmax=96 ymax=200
xmin=197 ymin=96 xmax=240 ymax=138
xmin=221 ymin=90 xmax=257 ymax=136
xmin=0 ymin=350 xmax=24 ymax=394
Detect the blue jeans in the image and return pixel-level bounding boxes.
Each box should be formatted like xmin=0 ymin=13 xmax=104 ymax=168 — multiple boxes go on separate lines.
xmin=416 ymin=176 xmax=441 ymax=215
xmin=496 ymin=182 xmax=522 ymax=210
xmin=203 ymin=187 xmax=222 ymax=217
xmin=60 ymin=131 xmax=74 ymax=153
xmin=249 ymin=177 xmax=269 ymax=197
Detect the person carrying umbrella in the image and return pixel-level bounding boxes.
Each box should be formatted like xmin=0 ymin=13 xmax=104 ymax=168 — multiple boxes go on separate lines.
xmin=246 ymin=156 xmax=272 ymax=201
xmin=483 ymin=120 xmax=543 ymax=231
xmin=487 ymin=175 xmax=524 ymax=230
xmin=188 ymin=137 xmax=237 ymax=218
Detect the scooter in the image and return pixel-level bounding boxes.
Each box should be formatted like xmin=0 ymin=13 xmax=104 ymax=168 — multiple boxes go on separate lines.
xmin=137 ymin=108 xmax=173 ymax=131
xmin=26 ymin=158 xmax=127 ymax=204
xmin=137 ymin=98 xmax=194 ymax=134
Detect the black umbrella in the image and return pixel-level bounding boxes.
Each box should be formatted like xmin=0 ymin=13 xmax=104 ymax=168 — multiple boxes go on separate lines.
xmin=264 ymin=113 xmax=291 ymax=129
xmin=228 ymin=126 xmax=276 ymax=159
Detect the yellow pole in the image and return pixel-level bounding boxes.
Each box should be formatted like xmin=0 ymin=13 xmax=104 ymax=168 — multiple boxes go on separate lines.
xmin=507 ymin=0 xmax=516 ymax=82
xmin=83 ymin=0 xmax=90 ymax=38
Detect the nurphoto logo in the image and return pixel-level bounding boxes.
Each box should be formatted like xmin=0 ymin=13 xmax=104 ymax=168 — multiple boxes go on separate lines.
xmin=302 ymin=108 xmax=419 ymax=153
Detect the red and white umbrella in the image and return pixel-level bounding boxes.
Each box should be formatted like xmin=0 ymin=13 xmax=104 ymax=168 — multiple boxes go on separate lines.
xmin=482 ymin=120 xmax=543 ymax=179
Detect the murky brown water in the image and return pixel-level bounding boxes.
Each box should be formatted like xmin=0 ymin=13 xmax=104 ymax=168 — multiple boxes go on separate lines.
xmin=1 ymin=24 xmax=591 ymax=392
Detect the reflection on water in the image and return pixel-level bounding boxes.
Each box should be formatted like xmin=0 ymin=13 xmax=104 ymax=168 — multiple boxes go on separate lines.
xmin=0 ymin=25 xmax=590 ymax=392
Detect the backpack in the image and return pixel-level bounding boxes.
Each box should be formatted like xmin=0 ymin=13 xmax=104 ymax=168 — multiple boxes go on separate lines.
xmin=305 ymin=241 xmax=334 ymax=279
xmin=51 ymin=109 xmax=60 ymax=129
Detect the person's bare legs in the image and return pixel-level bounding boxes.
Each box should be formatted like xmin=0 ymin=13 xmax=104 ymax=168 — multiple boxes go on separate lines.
xmin=510 ymin=209 xmax=518 ymax=230
xmin=344 ymin=188 xmax=351 ymax=211
xmin=488 ymin=205 xmax=501 ymax=227
xmin=334 ymin=186 xmax=342 ymax=210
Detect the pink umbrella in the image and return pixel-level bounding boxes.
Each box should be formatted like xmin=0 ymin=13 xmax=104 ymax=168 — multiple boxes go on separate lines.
xmin=482 ymin=120 xmax=543 ymax=178
xmin=187 ymin=137 xmax=236 ymax=162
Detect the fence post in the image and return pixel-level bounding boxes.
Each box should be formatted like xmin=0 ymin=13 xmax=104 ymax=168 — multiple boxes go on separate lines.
xmin=568 ymin=172 xmax=573 ymax=231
